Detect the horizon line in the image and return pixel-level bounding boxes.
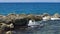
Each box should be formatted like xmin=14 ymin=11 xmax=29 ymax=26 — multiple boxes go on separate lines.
xmin=0 ymin=2 xmax=60 ymax=3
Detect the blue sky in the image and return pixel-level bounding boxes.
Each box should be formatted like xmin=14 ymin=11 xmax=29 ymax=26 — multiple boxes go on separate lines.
xmin=0 ymin=0 xmax=60 ymax=2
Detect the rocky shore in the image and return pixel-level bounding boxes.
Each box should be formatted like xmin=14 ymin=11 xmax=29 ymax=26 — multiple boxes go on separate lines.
xmin=0 ymin=13 xmax=60 ymax=34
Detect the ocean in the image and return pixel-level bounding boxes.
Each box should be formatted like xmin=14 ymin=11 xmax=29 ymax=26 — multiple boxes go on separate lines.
xmin=0 ymin=3 xmax=60 ymax=34
xmin=0 ymin=3 xmax=59 ymax=15
xmin=13 ymin=20 xmax=60 ymax=34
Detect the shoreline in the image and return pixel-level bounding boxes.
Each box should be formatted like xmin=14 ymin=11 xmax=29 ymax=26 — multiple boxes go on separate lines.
xmin=0 ymin=13 xmax=60 ymax=34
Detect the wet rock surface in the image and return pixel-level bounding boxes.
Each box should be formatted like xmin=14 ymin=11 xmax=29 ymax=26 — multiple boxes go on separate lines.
xmin=0 ymin=13 xmax=60 ymax=34
xmin=0 ymin=13 xmax=43 ymax=34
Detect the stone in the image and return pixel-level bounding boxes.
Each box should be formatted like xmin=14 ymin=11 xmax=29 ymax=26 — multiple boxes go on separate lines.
xmin=6 ymin=31 xmax=12 ymax=34
xmin=53 ymin=13 xmax=60 ymax=18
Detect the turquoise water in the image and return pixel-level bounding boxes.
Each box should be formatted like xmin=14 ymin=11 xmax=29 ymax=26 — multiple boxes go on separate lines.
xmin=0 ymin=3 xmax=60 ymax=34
xmin=0 ymin=3 xmax=59 ymax=15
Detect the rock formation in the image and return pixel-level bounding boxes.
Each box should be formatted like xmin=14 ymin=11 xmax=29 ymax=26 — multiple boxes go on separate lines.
xmin=5 ymin=31 xmax=13 ymax=34
xmin=0 ymin=13 xmax=59 ymax=34
xmin=53 ymin=13 xmax=60 ymax=18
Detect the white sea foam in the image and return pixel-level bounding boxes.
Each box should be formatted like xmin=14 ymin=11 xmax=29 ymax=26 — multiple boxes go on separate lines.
xmin=43 ymin=17 xmax=60 ymax=21
xmin=28 ymin=20 xmax=40 ymax=27
xmin=51 ymin=18 xmax=60 ymax=20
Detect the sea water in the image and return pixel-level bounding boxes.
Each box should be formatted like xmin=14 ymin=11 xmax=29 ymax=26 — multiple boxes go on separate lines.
xmin=13 ymin=20 xmax=60 ymax=34
xmin=0 ymin=3 xmax=60 ymax=34
xmin=0 ymin=3 xmax=59 ymax=15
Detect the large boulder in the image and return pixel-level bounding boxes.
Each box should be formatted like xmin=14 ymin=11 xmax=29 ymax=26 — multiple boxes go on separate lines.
xmin=27 ymin=14 xmax=42 ymax=21
xmin=7 ymin=13 xmax=17 ymax=20
xmin=27 ymin=14 xmax=35 ymax=20
xmin=5 ymin=31 xmax=13 ymax=34
xmin=13 ymin=18 xmax=28 ymax=26
xmin=0 ymin=23 xmax=14 ymax=31
xmin=0 ymin=15 xmax=6 ymax=23
xmin=53 ymin=13 xmax=60 ymax=18
xmin=43 ymin=16 xmax=51 ymax=21
xmin=34 ymin=16 xmax=42 ymax=21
